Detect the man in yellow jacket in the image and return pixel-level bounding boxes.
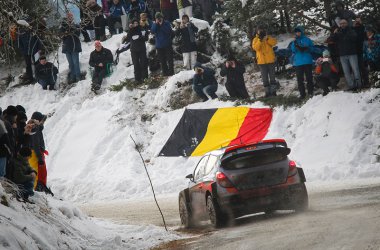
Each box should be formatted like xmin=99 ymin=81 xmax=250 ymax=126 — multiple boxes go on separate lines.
xmin=252 ymin=26 xmax=278 ymax=97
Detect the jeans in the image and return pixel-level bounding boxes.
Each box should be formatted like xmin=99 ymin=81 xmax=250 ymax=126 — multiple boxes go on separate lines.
xmin=295 ymin=64 xmax=314 ymax=97
xmin=157 ymin=47 xmax=174 ymax=76
xmin=38 ymin=75 xmax=57 ymax=90
xmin=24 ymin=55 xmax=34 ymax=81
xmin=193 ymin=84 xmax=218 ymax=101
xmin=92 ymin=67 xmax=107 ymax=86
xmin=0 ymin=157 xmax=6 ymax=177
xmin=259 ymin=63 xmax=277 ymax=96
xmin=340 ymin=54 xmax=362 ymax=89
xmin=65 ymin=52 xmax=81 ymax=81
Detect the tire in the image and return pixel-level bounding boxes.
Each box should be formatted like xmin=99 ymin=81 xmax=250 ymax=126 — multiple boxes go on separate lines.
xmin=206 ymin=196 xmax=225 ymax=228
xmin=179 ymin=196 xmax=193 ymax=228
xmin=294 ymin=183 xmax=309 ymax=212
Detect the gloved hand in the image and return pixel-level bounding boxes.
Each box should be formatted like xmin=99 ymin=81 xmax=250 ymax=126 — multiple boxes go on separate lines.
xmin=43 ymin=150 xmax=49 ymax=156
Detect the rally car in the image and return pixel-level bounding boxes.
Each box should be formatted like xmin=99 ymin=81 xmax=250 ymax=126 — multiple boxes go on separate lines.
xmin=178 ymin=139 xmax=308 ymax=228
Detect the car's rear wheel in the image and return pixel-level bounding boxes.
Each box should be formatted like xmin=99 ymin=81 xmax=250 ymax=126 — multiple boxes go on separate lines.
xmin=179 ymin=196 xmax=193 ymax=228
xmin=294 ymin=183 xmax=309 ymax=212
xmin=206 ymin=196 xmax=225 ymax=228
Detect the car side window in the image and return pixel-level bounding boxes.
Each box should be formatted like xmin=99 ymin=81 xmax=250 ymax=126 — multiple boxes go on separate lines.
xmin=204 ymin=155 xmax=218 ymax=176
xmin=194 ymin=156 xmax=209 ymax=181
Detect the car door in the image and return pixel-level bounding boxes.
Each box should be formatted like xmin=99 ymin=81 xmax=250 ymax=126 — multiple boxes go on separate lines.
xmin=189 ymin=155 xmax=209 ymax=219
xmin=198 ymin=154 xmax=219 ymax=216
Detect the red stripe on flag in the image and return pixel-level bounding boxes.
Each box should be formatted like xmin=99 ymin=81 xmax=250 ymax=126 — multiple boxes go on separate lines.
xmin=228 ymin=108 xmax=273 ymax=146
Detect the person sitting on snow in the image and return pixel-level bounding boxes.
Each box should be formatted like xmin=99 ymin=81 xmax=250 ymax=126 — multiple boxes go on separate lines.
xmin=192 ymin=62 xmax=218 ymax=101
xmin=89 ymin=41 xmax=114 ymax=91
xmin=315 ymin=50 xmax=339 ymax=96
xmin=35 ymin=56 xmax=59 ymax=90
xmin=12 ymin=147 xmax=36 ymax=201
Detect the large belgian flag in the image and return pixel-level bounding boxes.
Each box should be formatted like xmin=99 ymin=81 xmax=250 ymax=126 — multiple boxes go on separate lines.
xmin=159 ymin=107 xmax=273 ymax=157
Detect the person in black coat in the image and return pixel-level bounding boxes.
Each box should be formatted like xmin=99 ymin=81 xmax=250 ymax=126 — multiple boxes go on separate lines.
xmin=125 ymin=19 xmax=149 ymax=82
xmin=331 ymin=18 xmax=361 ymax=90
xmin=60 ymin=13 xmax=82 ymax=84
xmin=0 ymin=108 xmax=11 ymax=177
xmin=193 ymin=62 xmax=218 ymax=101
xmin=89 ymin=41 xmax=114 ymax=90
xmin=16 ymin=26 xmax=42 ymax=84
xmin=353 ymin=17 xmax=369 ymax=87
xmin=220 ymin=55 xmax=249 ymax=99
xmin=174 ymin=14 xmax=198 ymax=70
xmin=35 ymin=56 xmax=58 ymax=90
xmin=11 ymin=147 xmax=36 ymax=200
xmin=2 ymin=106 xmax=18 ymax=179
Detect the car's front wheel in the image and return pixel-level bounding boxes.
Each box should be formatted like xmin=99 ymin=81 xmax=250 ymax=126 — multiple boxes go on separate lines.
xmin=179 ymin=196 xmax=193 ymax=228
xmin=207 ymin=196 xmax=225 ymax=228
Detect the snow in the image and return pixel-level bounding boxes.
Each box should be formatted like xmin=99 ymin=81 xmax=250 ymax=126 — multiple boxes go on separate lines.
xmin=0 ymin=24 xmax=380 ymax=248
xmin=0 ymin=181 xmax=179 ymax=249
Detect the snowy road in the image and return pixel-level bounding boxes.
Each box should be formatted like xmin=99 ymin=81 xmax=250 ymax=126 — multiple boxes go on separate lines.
xmin=81 ymin=182 xmax=380 ymax=249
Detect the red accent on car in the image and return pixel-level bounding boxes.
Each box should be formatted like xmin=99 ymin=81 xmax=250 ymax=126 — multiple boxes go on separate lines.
xmin=216 ymin=172 xmax=234 ymax=188
xmin=225 ymin=139 xmax=287 ymax=153
xmin=288 ymin=160 xmax=297 ymax=177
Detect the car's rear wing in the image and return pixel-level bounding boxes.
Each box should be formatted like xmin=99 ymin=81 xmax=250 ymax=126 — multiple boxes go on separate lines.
xmin=221 ymin=139 xmax=291 ymax=162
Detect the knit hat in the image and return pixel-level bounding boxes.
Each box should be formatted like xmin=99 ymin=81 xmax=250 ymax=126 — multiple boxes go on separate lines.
xmin=31 ymin=111 xmax=47 ymax=122
xmin=16 ymin=105 xmax=26 ymax=113
xmin=227 ymin=54 xmax=236 ymax=62
xmin=4 ymin=105 xmax=18 ymax=117
xmin=17 ymin=111 xmax=27 ymax=122
xmin=322 ymin=50 xmax=330 ymax=57
xmin=365 ymin=25 xmax=376 ymax=33
xmin=155 ymin=12 xmax=164 ymax=19
xmin=39 ymin=55 xmax=47 ymax=60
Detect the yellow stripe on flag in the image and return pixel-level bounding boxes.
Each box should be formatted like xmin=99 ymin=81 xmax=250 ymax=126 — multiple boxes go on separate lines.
xmin=191 ymin=107 xmax=250 ymax=156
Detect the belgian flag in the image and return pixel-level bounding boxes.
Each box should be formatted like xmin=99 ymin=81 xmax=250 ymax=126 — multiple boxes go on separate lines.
xmin=159 ymin=107 xmax=273 ymax=157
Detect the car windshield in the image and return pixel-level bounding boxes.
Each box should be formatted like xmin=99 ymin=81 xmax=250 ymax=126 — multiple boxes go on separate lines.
xmin=221 ymin=150 xmax=287 ymax=170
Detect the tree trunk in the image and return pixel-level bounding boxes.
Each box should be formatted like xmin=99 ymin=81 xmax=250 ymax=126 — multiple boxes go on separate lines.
xmin=323 ymin=0 xmax=333 ymax=26
xmin=280 ymin=10 xmax=286 ymax=33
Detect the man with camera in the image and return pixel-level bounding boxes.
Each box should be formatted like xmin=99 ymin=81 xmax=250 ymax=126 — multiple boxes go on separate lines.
xmin=220 ymin=54 xmax=249 ymax=99
xmin=252 ymin=26 xmax=278 ymax=97
xmin=331 ymin=18 xmax=361 ymax=91
xmin=151 ymin=12 xmax=174 ymax=76
xmin=192 ymin=62 xmax=218 ymax=101
xmin=290 ymin=26 xmax=314 ymax=99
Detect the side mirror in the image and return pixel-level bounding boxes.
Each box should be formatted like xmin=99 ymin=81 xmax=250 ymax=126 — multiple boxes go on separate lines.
xmin=185 ymin=174 xmax=194 ymax=181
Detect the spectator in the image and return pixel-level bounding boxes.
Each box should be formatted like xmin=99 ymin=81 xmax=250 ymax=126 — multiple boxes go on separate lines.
xmin=174 ymin=14 xmax=198 ymax=70
xmin=16 ymin=110 xmax=28 ymax=154
xmin=353 ymin=17 xmax=369 ymax=87
xmin=146 ymin=0 xmax=161 ymax=19
xmin=12 ymin=147 xmax=36 ymax=200
xmin=126 ymin=0 xmax=148 ymax=22
xmin=315 ymin=50 xmax=339 ymax=96
xmin=0 ymin=108 xmax=10 ymax=178
xmin=193 ymin=0 xmax=215 ymax=24
xmin=363 ymin=26 xmax=380 ymax=72
xmin=160 ymin=0 xmax=178 ymax=22
xmin=16 ymin=23 xmax=42 ymax=85
xmin=151 ymin=12 xmax=174 ymax=76
xmin=331 ymin=0 xmax=356 ymax=27
xmin=252 ymin=26 xmax=278 ymax=97
xmin=60 ymin=13 xmax=82 ymax=84
xmin=193 ymin=62 xmax=218 ymax=101
xmin=331 ymin=18 xmax=361 ymax=91
xmin=89 ymin=41 xmax=114 ymax=91
xmin=108 ymin=0 xmax=128 ymax=35
xmin=93 ymin=3 xmax=107 ymax=41
xmin=35 ymin=56 xmax=58 ymax=90
xmin=291 ymin=26 xmax=314 ymax=99
xmin=220 ymin=55 xmax=249 ymax=99
xmin=140 ymin=12 xmax=153 ymax=30
xmin=2 ymin=106 xmax=18 ymax=179
xmin=177 ymin=0 xmax=193 ymax=19
xmin=125 ymin=19 xmax=149 ymax=82
xmin=28 ymin=112 xmax=47 ymax=189
xmin=80 ymin=0 xmax=94 ymax=42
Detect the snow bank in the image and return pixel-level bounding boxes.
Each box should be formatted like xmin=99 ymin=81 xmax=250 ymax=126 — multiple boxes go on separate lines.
xmin=0 ymin=182 xmax=179 ymax=249
xmin=1 ymin=34 xmax=379 ymax=205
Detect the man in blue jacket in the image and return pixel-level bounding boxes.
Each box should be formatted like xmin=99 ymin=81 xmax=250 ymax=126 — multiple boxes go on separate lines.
xmin=193 ymin=62 xmax=218 ymax=101
xmin=291 ymin=26 xmax=314 ymax=99
xmin=108 ymin=0 xmax=128 ymax=35
xmin=60 ymin=13 xmax=82 ymax=84
xmin=151 ymin=12 xmax=174 ymax=76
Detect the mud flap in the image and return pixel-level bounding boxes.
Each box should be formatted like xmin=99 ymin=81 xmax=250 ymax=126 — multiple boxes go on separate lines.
xmin=297 ymin=167 xmax=306 ymax=182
